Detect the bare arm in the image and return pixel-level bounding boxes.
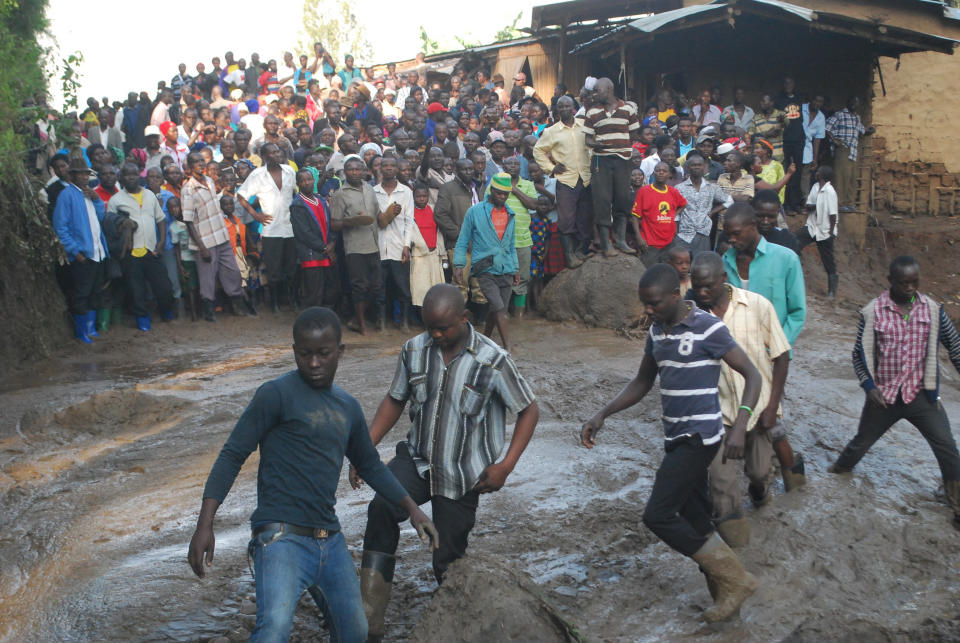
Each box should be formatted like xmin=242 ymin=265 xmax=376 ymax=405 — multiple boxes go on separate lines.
xmin=757 ymin=351 xmax=789 ymax=431
xmin=473 ymin=401 xmax=539 ymax=493
xmin=187 ymin=497 xmax=221 ymax=578
xmin=720 ymin=346 xmax=761 ymax=461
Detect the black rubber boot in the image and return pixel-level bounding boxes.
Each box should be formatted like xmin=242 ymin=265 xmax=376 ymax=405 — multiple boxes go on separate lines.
xmin=202 ymin=298 xmax=216 ymax=322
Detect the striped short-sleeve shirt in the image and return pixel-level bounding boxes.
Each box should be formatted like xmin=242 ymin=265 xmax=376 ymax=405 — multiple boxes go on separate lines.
xmin=581 ymin=100 xmax=639 ymax=160
xmin=645 ymin=302 xmax=738 ymax=444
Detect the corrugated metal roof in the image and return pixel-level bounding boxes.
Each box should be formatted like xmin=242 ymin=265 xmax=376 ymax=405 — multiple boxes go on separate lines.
xmin=627 ymin=4 xmax=725 ymax=33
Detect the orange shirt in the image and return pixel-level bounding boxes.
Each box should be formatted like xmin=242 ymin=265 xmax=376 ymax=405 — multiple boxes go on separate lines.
xmin=491 ymin=206 xmax=509 ymax=240
xmin=224 ymin=215 xmax=246 ymax=255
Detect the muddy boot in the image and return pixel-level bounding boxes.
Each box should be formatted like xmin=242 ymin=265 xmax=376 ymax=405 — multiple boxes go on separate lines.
xmin=400 ymin=304 xmax=410 ymax=332
xmin=715 ymin=514 xmax=751 ymax=548
xmin=748 ymin=483 xmax=771 ymax=508
xmin=73 ymin=314 xmax=93 ymax=344
xmin=96 ymin=308 xmax=111 ymax=333
xmin=378 ymin=304 xmax=388 ymax=332
xmin=360 ymin=550 xmax=396 ymax=643
xmin=783 ymin=453 xmax=806 ymax=491
xmin=202 ymin=298 xmax=217 ymax=322
xmin=944 ymin=480 xmax=960 ymax=529
xmin=230 ymin=295 xmax=249 ymax=316
xmin=699 ymin=566 xmax=739 ymax=618
xmin=827 ymin=274 xmax=839 ymax=300
xmin=560 ymin=233 xmax=584 ymax=269
xmin=513 ymin=294 xmax=526 ymax=319
xmin=827 ymin=461 xmax=852 ymax=474
xmin=269 ymin=284 xmax=281 ymax=314
xmin=598 ymin=225 xmax=619 ymax=258
xmin=692 ymin=532 xmax=758 ymax=623
xmin=85 ymin=310 xmax=99 ymax=338
xmin=612 ymin=217 xmax=636 ymax=254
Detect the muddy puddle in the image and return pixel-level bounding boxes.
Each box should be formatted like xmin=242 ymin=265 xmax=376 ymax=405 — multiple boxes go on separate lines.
xmin=2 ymin=305 xmax=960 ymax=642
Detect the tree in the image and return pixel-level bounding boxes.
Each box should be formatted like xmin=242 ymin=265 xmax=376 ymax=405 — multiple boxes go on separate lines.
xmin=494 ymin=11 xmax=525 ymax=42
xmin=297 ymin=0 xmax=374 ymax=68
xmin=419 ymin=26 xmax=440 ymax=56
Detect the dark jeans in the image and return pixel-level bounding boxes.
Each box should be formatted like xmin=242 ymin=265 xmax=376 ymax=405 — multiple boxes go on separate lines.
xmin=836 ymin=393 xmax=960 ymax=481
xmin=795 ymin=227 xmax=836 ymax=276
xmin=590 ymin=155 xmax=633 ymax=229
xmin=380 ymin=259 xmax=411 ymax=305
xmin=363 ymin=443 xmax=479 ymax=583
xmin=300 ymin=265 xmax=340 ymax=308
xmin=783 ymin=141 xmax=805 ymax=209
xmin=69 ymin=259 xmax=105 ymax=315
xmin=642 ymin=435 xmax=720 ymax=557
xmin=556 ymin=179 xmax=594 ymax=241
xmin=345 ymin=252 xmax=381 ymax=303
xmin=121 ymin=253 xmax=174 ymax=317
xmin=262 ymin=236 xmax=297 ymax=284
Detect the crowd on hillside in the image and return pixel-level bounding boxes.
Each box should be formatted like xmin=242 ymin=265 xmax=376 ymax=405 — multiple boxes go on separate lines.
xmin=36 ymin=44 xmax=875 ymax=346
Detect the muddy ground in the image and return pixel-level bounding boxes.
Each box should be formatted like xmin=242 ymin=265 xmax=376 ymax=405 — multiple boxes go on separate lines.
xmin=3 ymin=215 xmax=960 ymax=642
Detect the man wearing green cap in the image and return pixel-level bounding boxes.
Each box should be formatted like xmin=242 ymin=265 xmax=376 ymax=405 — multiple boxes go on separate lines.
xmin=453 ymin=172 xmax=519 ymax=350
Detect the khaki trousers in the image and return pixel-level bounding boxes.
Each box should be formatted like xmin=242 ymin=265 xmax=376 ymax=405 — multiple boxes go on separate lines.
xmin=708 ymin=426 xmax=776 ymax=520
xmin=448 ymin=249 xmax=486 ymax=304
xmin=833 ymin=145 xmax=857 ymax=206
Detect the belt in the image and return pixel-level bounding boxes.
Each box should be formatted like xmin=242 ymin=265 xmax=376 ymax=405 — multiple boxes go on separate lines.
xmin=252 ymin=522 xmax=337 ymax=540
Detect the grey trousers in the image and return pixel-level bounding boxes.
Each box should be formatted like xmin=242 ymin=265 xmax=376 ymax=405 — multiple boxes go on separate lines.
xmin=196 ymin=241 xmax=243 ymax=301
xmin=708 ymin=426 xmax=776 ymax=520
xmin=161 ymin=247 xmax=182 ymax=299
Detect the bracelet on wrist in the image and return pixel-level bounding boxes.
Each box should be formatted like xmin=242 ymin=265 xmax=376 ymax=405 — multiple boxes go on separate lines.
xmin=738 ymin=404 xmax=753 ymax=417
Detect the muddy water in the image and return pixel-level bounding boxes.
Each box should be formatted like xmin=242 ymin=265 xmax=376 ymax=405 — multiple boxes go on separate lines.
xmin=2 ymin=308 xmax=960 ymax=642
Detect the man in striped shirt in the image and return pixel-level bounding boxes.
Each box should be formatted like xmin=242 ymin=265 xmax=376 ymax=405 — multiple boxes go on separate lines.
xmin=353 ymin=284 xmax=538 ymax=640
xmin=582 ymin=77 xmax=639 ymax=257
xmin=581 ymin=264 xmax=762 ymax=622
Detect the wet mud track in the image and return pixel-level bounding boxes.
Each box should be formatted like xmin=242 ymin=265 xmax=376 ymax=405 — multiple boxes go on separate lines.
xmin=2 ymin=304 xmax=960 ymax=642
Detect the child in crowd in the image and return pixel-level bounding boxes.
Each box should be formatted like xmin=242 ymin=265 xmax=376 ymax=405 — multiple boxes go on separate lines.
xmin=528 ymin=195 xmax=553 ymax=311
xmin=221 ymin=195 xmax=256 ymax=315
xmin=167 ymin=197 xmax=199 ymax=321
xmin=409 ymin=182 xmax=446 ymax=311
xmin=664 ymin=245 xmax=693 ymax=295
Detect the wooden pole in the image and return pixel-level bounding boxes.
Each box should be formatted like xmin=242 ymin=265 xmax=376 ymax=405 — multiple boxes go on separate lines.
xmin=557 ymin=18 xmax=568 ymax=90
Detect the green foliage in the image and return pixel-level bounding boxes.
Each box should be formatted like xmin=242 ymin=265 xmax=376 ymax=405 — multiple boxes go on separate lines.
xmin=454 ymin=36 xmax=481 ymax=49
xmin=298 ymin=0 xmax=374 ymax=67
xmin=494 ymin=11 xmax=524 ymax=42
xmin=419 ymin=26 xmax=440 ymax=56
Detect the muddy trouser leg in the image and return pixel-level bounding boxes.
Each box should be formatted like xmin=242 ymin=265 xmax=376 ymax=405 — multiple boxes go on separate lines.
xmin=141 ymin=253 xmax=174 ymax=315
xmin=161 ymin=247 xmax=182 ymax=299
xmin=744 ymin=428 xmax=775 ymax=495
xmin=611 ymin=156 xmax=634 ymax=234
xmin=431 ymin=490 xmax=479 ymax=584
xmin=643 ymin=436 xmax=721 ymax=557
xmin=576 ymin=184 xmax=594 ymax=250
xmin=590 ymin=156 xmax=614 ymax=230
xmin=214 ymin=242 xmax=244 ymax=297
xmin=248 ymin=527 xmax=321 ymax=643
xmin=833 ymin=147 xmax=855 ymax=206
xmin=835 ymin=397 xmax=905 ymax=471
xmin=195 ymin=248 xmax=220 ymax=302
xmin=69 ymin=259 xmax=104 ymax=315
xmin=122 ymin=255 xmax=151 ymax=317
xmin=300 ymin=266 xmax=324 ymax=308
xmin=901 ymin=395 xmax=960 ymax=482
xmin=513 ymin=246 xmax=531 ymax=297
xmin=708 ymin=432 xmax=739 ymax=521
xmin=815 ymin=237 xmax=837 ymax=276
xmin=363 ymin=443 xmax=432 ymax=559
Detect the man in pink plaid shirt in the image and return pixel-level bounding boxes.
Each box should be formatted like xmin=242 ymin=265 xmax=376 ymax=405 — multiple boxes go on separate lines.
xmin=831 ymin=256 xmax=960 ymax=529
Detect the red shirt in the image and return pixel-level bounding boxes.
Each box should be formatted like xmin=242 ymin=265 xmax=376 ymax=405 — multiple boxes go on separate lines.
xmin=491 ymin=206 xmax=508 ymax=240
xmin=95 ymin=185 xmax=117 ymax=204
xmin=300 ymin=195 xmax=330 ymax=268
xmin=632 ymin=184 xmax=687 ymax=249
xmin=414 ymin=205 xmax=438 ymax=250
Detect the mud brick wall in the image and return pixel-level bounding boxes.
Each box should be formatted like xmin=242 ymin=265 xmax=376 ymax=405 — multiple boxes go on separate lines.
xmin=871 ymin=52 xmax=960 ymax=216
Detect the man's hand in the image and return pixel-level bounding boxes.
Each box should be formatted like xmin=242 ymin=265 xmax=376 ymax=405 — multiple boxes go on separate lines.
xmin=188 ymin=525 xmax=215 ymax=578
xmin=348 ymin=464 xmax=363 ymax=489
xmin=635 ymin=237 xmax=649 ymax=253
xmin=867 ymin=388 xmax=888 ymax=408
xmin=199 ymin=247 xmax=212 ymax=263
xmin=401 ymin=246 xmax=411 ymax=263
xmin=756 ymin=406 xmax=778 ymax=433
xmin=75 ymin=252 xmax=87 ymax=263
xmin=580 ymin=414 xmax=604 ymax=448
xmin=324 ymin=242 xmax=337 ymax=265
xmin=154 ymin=242 xmax=164 ymax=256
xmin=83 ymin=186 xmax=100 ymax=201
xmin=409 ymin=507 xmax=440 ymax=551
xmin=253 ymin=211 xmax=274 ymax=226
xmin=472 ymin=461 xmax=512 ymax=494
xmin=723 ymin=425 xmax=747 ymax=463
xmin=552 ymin=162 xmax=567 ymax=176
xmin=786 ymin=162 xmax=797 ymax=175
xmin=513 ymin=272 xmax=521 ymax=286
xmin=453 ymin=267 xmax=464 ymax=283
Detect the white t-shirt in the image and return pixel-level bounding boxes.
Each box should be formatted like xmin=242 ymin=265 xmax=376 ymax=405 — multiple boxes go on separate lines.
xmin=805 ymin=181 xmax=838 ymax=241
xmin=237 ymin=164 xmax=297 ymax=238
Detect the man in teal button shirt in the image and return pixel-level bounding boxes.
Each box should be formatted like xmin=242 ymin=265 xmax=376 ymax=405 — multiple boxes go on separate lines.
xmin=721 ymin=203 xmax=808 ymax=492
xmin=722 ymin=203 xmax=806 ymax=345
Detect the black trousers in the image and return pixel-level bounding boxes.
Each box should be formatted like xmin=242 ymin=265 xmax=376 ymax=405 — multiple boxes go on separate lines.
xmin=836 ymin=393 xmax=960 ymax=481
xmin=300 ymin=265 xmax=340 ymax=309
xmin=121 ymin=253 xmax=173 ymax=317
xmin=363 ymin=443 xmax=479 ymax=583
xmin=345 ymin=252 xmax=381 ymax=303
xmin=380 ymin=259 xmax=411 ymax=306
xmin=642 ymin=435 xmax=720 ymax=557
xmin=590 ymin=155 xmax=633 ymax=229
xmin=262 ymin=236 xmax=298 ymax=284
xmin=795 ymin=227 xmax=837 ymax=276
xmin=783 ymin=141 xmax=805 ymax=209
xmin=69 ymin=259 xmax=105 ymax=315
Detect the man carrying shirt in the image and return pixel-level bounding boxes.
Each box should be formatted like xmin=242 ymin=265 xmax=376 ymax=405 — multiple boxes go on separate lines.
xmin=188 ymin=308 xmax=438 ymax=643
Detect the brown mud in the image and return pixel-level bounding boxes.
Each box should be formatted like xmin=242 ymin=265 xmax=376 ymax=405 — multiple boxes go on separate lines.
xmin=2 ymin=215 xmax=960 ymax=642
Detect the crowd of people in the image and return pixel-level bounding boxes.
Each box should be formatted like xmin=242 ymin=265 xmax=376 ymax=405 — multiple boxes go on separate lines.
xmin=36 ymin=45 xmax=960 ymax=642
xmin=41 ymin=46 xmax=876 ymax=346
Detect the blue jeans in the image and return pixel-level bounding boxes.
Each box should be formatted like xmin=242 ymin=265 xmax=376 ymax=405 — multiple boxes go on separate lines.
xmin=248 ymin=527 xmax=367 ymax=643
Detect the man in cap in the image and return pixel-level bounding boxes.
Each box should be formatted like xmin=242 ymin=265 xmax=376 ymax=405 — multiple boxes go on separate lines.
xmin=142 ymin=125 xmax=165 ymax=173
xmin=453 ymin=172 xmax=519 ymax=350
xmin=382 ymin=87 xmax=401 ymax=120
xmin=346 ymin=82 xmax=382 ymax=128
xmin=53 ymin=157 xmax=109 ymax=343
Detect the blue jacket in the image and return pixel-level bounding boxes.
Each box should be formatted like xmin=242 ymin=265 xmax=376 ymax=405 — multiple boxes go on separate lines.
xmin=454 ymin=200 xmax=518 ymax=276
xmin=53 ymin=183 xmax=109 ymax=263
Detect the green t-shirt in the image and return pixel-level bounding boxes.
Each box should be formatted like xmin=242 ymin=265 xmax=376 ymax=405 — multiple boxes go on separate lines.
xmin=485 ymin=178 xmax=537 ymax=248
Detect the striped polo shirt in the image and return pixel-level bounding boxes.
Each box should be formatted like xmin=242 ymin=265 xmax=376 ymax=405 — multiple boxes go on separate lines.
xmin=582 ymin=100 xmax=640 ymax=160
xmin=645 ymin=302 xmax=738 ymax=444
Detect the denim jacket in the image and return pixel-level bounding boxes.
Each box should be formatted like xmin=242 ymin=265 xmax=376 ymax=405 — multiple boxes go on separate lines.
xmin=453 ymin=200 xmax=518 ymax=276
